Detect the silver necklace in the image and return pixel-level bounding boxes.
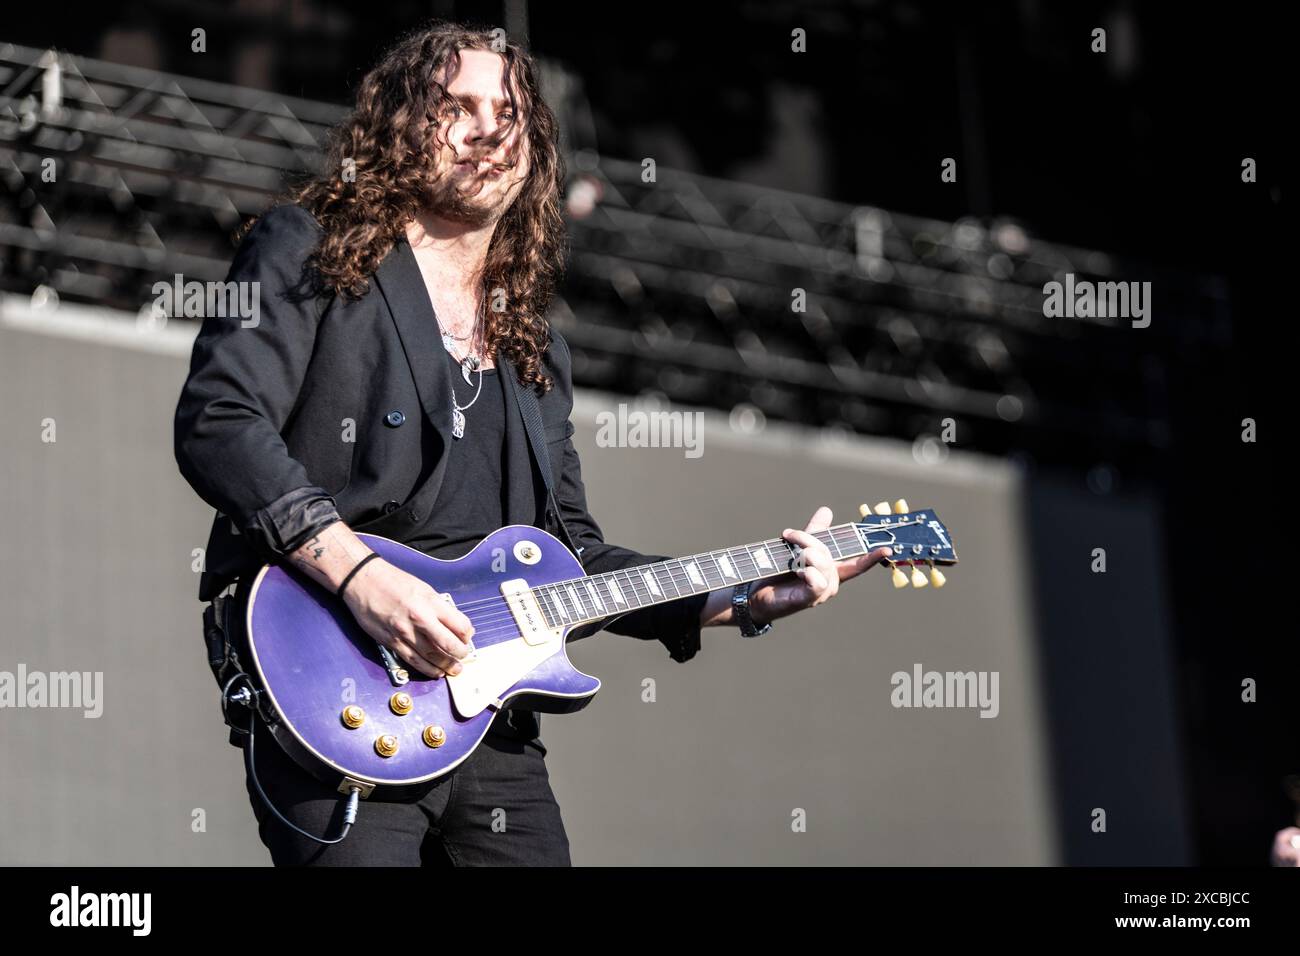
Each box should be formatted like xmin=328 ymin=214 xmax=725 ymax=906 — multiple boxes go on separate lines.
xmin=442 ymin=298 xmax=486 ymax=439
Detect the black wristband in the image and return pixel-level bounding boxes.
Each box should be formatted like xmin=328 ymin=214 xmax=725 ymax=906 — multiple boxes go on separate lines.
xmin=336 ymin=552 xmax=380 ymax=601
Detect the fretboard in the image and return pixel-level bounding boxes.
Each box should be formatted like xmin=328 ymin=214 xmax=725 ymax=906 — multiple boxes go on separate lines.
xmin=529 ymin=522 xmax=874 ymax=629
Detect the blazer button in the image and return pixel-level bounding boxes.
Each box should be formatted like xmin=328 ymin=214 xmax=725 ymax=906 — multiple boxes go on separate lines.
xmin=385 ymin=410 xmax=405 ymax=427
xmin=382 ymin=500 xmax=400 ymax=514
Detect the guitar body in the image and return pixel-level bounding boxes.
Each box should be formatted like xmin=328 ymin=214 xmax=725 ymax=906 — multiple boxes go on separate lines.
xmin=243 ymin=527 xmax=597 ymax=799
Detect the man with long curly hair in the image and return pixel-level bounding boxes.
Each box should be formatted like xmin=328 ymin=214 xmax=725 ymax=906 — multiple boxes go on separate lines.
xmin=174 ymin=21 xmax=887 ymax=866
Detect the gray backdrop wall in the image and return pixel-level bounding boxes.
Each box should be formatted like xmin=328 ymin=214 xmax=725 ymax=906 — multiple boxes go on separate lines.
xmin=0 ymin=299 xmax=1188 ymax=864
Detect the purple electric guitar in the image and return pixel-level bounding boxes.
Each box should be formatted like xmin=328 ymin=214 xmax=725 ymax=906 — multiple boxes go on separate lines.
xmin=241 ymin=502 xmax=957 ymax=798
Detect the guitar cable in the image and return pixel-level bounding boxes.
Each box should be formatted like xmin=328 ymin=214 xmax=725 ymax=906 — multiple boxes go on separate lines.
xmin=223 ymin=672 xmax=362 ymax=845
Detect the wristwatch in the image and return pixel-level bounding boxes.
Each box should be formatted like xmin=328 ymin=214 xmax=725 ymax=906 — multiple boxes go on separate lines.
xmin=732 ymin=582 xmax=773 ymax=638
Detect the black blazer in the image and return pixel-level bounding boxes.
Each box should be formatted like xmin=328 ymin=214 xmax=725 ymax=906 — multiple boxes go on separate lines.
xmin=173 ymin=202 xmax=705 ymax=662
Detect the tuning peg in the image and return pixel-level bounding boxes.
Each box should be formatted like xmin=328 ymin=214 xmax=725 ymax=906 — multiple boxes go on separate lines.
xmin=893 ymin=498 xmax=910 ymax=514
xmin=929 ymin=565 xmax=947 ymax=588
xmin=891 ymin=564 xmax=909 ymax=589
xmin=858 ymin=503 xmax=872 ymax=518
xmin=910 ymin=566 xmax=929 ymax=588
xmin=874 ymin=501 xmax=891 ymax=515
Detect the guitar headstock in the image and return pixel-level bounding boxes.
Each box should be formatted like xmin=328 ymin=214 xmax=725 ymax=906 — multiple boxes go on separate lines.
xmin=854 ymin=500 xmax=957 ymax=589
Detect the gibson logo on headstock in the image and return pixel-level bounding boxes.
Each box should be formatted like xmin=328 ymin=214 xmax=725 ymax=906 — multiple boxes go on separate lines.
xmin=928 ymin=520 xmax=951 ymax=550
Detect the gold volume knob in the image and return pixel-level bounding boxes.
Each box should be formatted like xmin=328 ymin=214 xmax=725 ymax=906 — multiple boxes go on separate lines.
xmin=422 ymin=725 xmax=447 ymax=748
xmin=390 ymin=692 xmax=413 ymax=715
xmin=375 ymin=734 xmax=399 ymax=758
xmin=340 ymin=705 xmax=365 ymax=729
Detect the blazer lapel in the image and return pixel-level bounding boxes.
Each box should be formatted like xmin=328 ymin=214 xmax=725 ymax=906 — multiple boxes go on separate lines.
xmin=369 ymin=237 xmax=458 ymax=524
xmin=373 ymin=238 xmax=454 ymax=447
xmin=371 ymin=240 xmax=545 ymax=533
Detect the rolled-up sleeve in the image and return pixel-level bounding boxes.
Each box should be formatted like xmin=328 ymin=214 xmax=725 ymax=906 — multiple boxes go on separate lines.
xmin=173 ymin=204 xmax=340 ymax=563
xmin=544 ymin=333 xmax=709 ymax=662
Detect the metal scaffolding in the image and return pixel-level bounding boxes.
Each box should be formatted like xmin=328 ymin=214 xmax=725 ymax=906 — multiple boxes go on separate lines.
xmin=0 ymin=41 xmax=1228 ymax=472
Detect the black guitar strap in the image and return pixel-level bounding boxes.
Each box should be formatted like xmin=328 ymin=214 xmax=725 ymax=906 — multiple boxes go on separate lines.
xmin=507 ymin=367 xmax=584 ymax=562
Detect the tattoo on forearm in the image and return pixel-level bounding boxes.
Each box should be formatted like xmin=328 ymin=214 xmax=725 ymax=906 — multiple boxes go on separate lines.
xmin=291 ymin=534 xmax=328 ymax=572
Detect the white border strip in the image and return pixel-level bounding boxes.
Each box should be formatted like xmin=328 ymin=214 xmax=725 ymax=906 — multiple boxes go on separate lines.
xmin=0 ymin=293 xmax=197 ymax=357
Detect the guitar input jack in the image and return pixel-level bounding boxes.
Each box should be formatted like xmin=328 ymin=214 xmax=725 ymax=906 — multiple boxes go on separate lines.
xmin=223 ymin=672 xmax=361 ymax=845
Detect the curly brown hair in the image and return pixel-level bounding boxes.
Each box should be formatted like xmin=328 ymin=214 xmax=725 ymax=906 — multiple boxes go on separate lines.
xmin=244 ymin=21 xmax=566 ymax=392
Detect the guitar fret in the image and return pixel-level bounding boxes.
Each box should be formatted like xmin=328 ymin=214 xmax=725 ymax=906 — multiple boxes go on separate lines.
xmin=702 ymin=552 xmax=728 ymax=588
xmin=733 ymin=547 xmax=760 ymax=579
xmin=673 ymin=560 xmax=698 ymax=594
xmin=536 ymin=587 xmax=559 ymax=628
xmin=683 ymin=559 xmax=704 ymax=588
xmin=608 ymin=575 xmax=627 ymax=608
xmin=567 ymin=583 xmax=591 ymax=618
xmin=766 ymin=540 xmax=787 ymax=572
xmin=592 ymin=576 xmax=615 ymax=611
xmin=620 ymin=570 xmax=643 ymax=608
xmin=639 ymin=567 xmax=660 ymax=598
xmin=611 ymin=571 xmax=633 ymax=607
xmin=585 ymin=580 xmax=606 ymax=613
xmin=651 ymin=563 xmax=672 ymax=597
xmin=660 ymin=562 xmax=684 ymax=598
xmin=821 ymin=531 xmax=844 ymax=560
xmin=716 ymin=551 xmax=738 ymax=580
xmin=707 ymin=555 xmax=727 ymax=589
xmin=665 ymin=565 xmax=682 ymax=595
xmin=556 ymin=586 xmax=576 ymax=621
xmin=606 ymin=574 xmax=626 ymax=605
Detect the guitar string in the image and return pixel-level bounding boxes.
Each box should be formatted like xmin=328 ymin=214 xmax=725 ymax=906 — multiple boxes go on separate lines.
xmin=399 ymin=527 xmax=885 ymax=644
xmin=333 ymin=522 xmax=930 ymax=663
xmin=383 ymin=531 xmax=896 ymax=650
xmin=396 ymin=526 xmax=872 ymax=631
xmin=385 ymin=523 xmax=879 ymax=619
xmin=395 ymin=522 xmax=857 ymax=621
xmin=330 ymin=524 xmax=915 ymax=656
xmin=355 ymin=517 xmax=919 ymax=626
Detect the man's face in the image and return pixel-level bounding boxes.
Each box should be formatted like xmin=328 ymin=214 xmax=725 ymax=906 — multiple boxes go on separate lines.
xmin=426 ymin=49 xmax=531 ymax=226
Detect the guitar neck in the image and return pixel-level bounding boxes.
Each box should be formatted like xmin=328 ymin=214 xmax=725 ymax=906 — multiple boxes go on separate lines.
xmin=529 ymin=522 xmax=876 ymax=629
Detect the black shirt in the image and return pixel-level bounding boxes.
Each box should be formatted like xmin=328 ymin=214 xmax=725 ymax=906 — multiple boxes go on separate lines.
xmin=408 ymin=350 xmax=544 ymax=748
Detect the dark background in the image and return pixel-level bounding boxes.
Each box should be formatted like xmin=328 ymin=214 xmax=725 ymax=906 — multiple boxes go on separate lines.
xmin=1 ymin=0 xmax=1290 ymax=865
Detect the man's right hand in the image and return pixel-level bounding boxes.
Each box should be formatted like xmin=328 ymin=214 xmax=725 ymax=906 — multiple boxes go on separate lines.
xmin=339 ymin=557 xmax=476 ymax=679
xmin=287 ymin=519 xmax=475 ymax=679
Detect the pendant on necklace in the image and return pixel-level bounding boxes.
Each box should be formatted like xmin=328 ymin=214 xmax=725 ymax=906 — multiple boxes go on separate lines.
xmin=461 ymin=361 xmax=476 ymax=385
xmin=441 ymin=332 xmax=460 ymax=352
xmin=452 ymin=407 xmax=466 ymax=439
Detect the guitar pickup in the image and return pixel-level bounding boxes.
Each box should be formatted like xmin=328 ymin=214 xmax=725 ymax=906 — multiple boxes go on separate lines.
xmin=500 ymin=579 xmax=559 ymax=646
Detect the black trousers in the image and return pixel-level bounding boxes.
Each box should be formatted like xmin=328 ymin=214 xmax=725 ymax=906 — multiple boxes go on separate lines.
xmin=242 ymin=714 xmax=572 ymax=866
